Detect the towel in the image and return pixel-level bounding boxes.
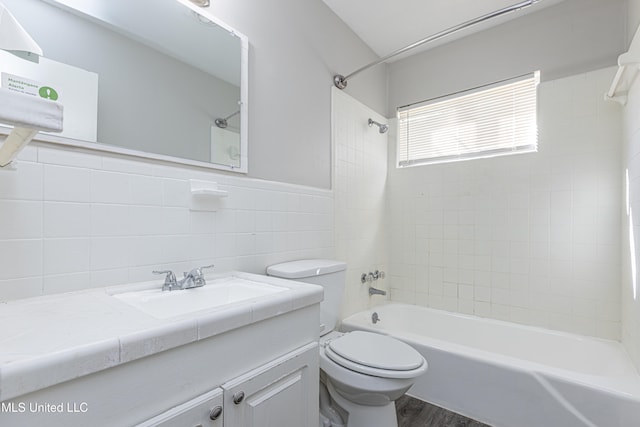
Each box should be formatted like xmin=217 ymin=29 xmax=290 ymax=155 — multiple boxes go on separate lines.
xmin=0 ymin=87 xmax=63 ymax=132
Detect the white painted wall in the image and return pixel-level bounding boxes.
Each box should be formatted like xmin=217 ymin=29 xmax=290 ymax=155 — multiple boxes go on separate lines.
xmin=387 ymin=0 xmax=626 ymax=117
xmin=204 ymin=0 xmax=388 ymax=189
xmin=332 ymin=88 xmax=389 ymax=319
xmin=386 ymin=67 xmax=623 ymax=339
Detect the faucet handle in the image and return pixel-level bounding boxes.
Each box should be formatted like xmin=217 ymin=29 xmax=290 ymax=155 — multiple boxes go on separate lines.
xmin=361 ymin=273 xmax=374 ymax=284
xmin=186 ymin=264 xmax=215 ymax=287
xmin=153 ymin=270 xmax=177 ymax=291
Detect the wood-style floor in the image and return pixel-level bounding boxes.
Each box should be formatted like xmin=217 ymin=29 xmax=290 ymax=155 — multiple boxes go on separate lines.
xmin=396 ymin=395 xmax=492 ymax=427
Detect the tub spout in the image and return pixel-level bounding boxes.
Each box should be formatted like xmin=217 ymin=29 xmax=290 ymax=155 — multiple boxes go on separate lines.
xmin=369 ymin=286 xmax=386 ymax=296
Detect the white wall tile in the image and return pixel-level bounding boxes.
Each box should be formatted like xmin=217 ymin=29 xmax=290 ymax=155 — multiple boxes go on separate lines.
xmin=0 ymin=162 xmax=43 ymax=201
xmin=91 ymin=170 xmax=131 ymax=204
xmin=43 ymin=272 xmax=92 ymax=294
xmin=130 ymin=175 xmax=163 ymax=206
xmin=0 ymin=200 xmax=42 ymax=239
xmin=0 ymin=240 xmax=43 ymax=279
xmin=38 ymin=147 xmax=102 ymax=169
xmin=44 ymin=165 xmax=91 ymax=202
xmin=43 ymin=238 xmax=91 ymax=275
xmin=162 ymin=178 xmax=190 ymax=208
xmin=44 ymin=202 xmax=91 ymax=238
xmin=129 ymin=206 xmax=164 ymax=236
xmin=90 ymin=237 xmax=132 ymax=270
xmin=91 ymin=204 xmax=130 ymax=237
xmin=385 ymin=67 xmax=622 ymax=340
xmin=0 ymin=277 xmax=42 ymax=300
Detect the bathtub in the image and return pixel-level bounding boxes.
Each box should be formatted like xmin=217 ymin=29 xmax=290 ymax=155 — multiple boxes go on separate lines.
xmin=340 ymin=303 xmax=640 ymax=427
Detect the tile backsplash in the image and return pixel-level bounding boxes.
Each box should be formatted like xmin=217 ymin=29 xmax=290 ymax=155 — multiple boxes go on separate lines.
xmin=0 ymin=144 xmax=334 ymax=301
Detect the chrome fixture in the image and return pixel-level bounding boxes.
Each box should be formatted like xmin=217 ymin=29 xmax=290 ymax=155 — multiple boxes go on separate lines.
xmin=333 ymin=0 xmax=539 ymax=89
xmin=153 ymin=269 xmax=177 ymax=291
xmin=188 ymin=0 xmax=210 ymax=7
xmin=369 ymin=286 xmax=387 ymax=297
xmin=153 ymin=264 xmax=215 ymax=291
xmin=215 ymin=110 xmax=240 ymax=128
xmin=361 ymin=270 xmax=386 ymax=283
xmin=372 ymin=312 xmax=380 ymax=324
xmin=368 ymin=118 xmax=389 ymax=134
xmin=372 ymin=270 xmax=385 ymax=280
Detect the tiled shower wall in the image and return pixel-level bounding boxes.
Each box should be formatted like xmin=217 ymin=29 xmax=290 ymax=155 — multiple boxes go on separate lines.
xmin=622 ymin=60 xmax=640 ymax=370
xmin=0 ymin=144 xmax=334 ymax=301
xmin=387 ymin=67 xmax=622 ymax=339
xmin=332 ymin=88 xmax=390 ymax=318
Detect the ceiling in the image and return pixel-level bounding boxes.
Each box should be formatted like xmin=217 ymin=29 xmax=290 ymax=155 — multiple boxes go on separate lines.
xmin=322 ymin=0 xmax=565 ymax=62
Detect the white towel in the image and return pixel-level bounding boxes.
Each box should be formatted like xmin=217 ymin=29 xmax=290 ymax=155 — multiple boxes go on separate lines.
xmin=0 ymin=87 xmax=63 ymax=132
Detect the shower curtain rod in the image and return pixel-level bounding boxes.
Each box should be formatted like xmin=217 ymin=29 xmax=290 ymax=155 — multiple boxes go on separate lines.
xmin=333 ymin=0 xmax=539 ymax=89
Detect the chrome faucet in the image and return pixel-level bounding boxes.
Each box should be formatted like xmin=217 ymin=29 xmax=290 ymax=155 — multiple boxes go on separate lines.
xmin=153 ymin=264 xmax=214 ymax=291
xmin=368 ymin=286 xmax=386 ymax=296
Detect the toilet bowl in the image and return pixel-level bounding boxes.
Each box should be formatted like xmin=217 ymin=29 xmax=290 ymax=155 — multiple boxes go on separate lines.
xmin=319 ymin=331 xmax=427 ymax=427
xmin=267 ymin=260 xmax=428 ymax=427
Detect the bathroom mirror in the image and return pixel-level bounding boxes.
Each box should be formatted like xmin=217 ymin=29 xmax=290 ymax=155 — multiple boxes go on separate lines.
xmin=0 ymin=0 xmax=248 ymax=173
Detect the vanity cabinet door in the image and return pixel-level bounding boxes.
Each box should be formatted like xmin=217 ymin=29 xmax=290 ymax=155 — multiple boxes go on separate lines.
xmin=222 ymin=342 xmax=319 ymax=427
xmin=135 ymin=388 xmax=223 ymax=427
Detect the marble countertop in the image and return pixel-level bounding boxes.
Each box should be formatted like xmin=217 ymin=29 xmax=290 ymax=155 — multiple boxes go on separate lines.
xmin=0 ymin=272 xmax=322 ymax=402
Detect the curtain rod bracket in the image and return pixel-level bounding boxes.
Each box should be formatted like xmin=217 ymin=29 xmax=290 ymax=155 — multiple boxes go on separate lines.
xmin=333 ymin=0 xmax=536 ymax=90
xmin=334 ymin=75 xmax=348 ymax=90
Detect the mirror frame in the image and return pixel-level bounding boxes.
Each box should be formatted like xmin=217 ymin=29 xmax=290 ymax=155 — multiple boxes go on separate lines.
xmin=1 ymin=0 xmax=249 ymax=173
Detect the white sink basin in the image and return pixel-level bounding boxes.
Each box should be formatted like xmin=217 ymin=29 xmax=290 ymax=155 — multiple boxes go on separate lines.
xmin=113 ymin=277 xmax=287 ymax=319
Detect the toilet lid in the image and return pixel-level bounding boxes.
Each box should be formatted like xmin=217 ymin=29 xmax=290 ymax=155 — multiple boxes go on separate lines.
xmin=327 ymin=331 xmax=424 ymax=371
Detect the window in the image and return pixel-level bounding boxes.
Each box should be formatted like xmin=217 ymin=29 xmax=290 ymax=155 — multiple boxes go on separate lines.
xmin=397 ymin=71 xmax=539 ymax=167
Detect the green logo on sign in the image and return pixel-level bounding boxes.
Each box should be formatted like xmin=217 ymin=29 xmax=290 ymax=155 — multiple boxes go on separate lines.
xmin=39 ymin=86 xmax=59 ymax=101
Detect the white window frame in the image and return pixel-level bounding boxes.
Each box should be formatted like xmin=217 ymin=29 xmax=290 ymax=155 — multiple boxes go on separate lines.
xmin=396 ymin=71 xmax=540 ymax=168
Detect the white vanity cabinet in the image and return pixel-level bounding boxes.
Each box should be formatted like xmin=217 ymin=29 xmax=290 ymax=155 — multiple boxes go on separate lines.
xmin=136 ymin=389 xmax=224 ymax=427
xmin=134 ymin=343 xmax=318 ymax=427
xmin=0 ymin=272 xmax=322 ymax=427
xmin=222 ymin=343 xmax=318 ymax=427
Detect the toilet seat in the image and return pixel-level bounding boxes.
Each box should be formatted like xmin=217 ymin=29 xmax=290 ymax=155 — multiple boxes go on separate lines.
xmin=324 ymin=331 xmax=426 ymax=379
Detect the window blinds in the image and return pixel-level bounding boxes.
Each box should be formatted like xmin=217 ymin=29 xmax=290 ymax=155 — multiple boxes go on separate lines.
xmin=397 ymin=72 xmax=539 ymax=167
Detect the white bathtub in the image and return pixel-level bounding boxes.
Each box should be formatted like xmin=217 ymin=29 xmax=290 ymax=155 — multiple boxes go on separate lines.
xmin=340 ymin=303 xmax=640 ymax=427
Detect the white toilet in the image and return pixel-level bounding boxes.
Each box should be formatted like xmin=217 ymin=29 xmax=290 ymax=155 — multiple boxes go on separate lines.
xmin=267 ymin=260 xmax=427 ymax=427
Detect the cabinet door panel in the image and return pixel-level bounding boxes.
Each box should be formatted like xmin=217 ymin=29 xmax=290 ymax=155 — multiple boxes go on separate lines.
xmin=223 ymin=342 xmax=319 ymax=427
xmin=135 ymin=388 xmax=223 ymax=427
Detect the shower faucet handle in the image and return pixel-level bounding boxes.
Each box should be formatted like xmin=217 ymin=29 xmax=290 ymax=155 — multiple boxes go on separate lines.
xmin=361 ymin=273 xmax=374 ymax=284
xmin=373 ymin=270 xmax=385 ymax=280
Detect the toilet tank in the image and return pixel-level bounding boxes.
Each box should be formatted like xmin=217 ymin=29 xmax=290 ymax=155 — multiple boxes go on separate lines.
xmin=267 ymin=260 xmax=346 ymax=336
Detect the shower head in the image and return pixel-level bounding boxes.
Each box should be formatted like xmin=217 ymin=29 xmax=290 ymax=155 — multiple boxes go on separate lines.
xmin=215 ymin=110 xmax=241 ymax=129
xmin=368 ymin=118 xmax=389 ymax=134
